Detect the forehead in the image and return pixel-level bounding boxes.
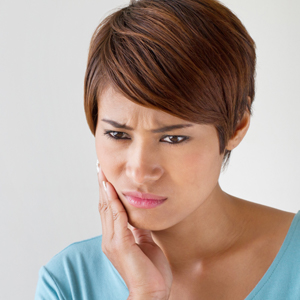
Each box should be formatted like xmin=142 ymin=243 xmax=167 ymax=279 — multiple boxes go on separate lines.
xmin=98 ymin=86 xmax=191 ymax=126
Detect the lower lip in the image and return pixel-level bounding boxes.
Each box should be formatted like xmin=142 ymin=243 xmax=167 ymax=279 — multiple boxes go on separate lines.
xmin=124 ymin=196 xmax=167 ymax=209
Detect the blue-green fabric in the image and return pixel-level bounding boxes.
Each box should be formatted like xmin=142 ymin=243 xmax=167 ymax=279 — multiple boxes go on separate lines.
xmin=35 ymin=211 xmax=300 ymax=300
xmin=35 ymin=236 xmax=129 ymax=300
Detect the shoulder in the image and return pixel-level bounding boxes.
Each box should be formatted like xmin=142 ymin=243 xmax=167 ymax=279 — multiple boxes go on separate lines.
xmin=46 ymin=235 xmax=104 ymax=269
xmin=42 ymin=235 xmax=107 ymax=280
xmin=238 ymin=200 xmax=298 ymax=250
xmin=244 ymin=208 xmax=300 ymax=299
xmin=44 ymin=235 xmax=126 ymax=283
xmin=236 ymin=198 xmax=297 ymax=236
xmin=232 ymin=201 xmax=300 ymax=298
xmin=241 ymin=201 xmax=300 ymax=272
xmin=35 ymin=235 xmax=129 ymax=300
xmin=234 ymin=199 xmax=300 ymax=273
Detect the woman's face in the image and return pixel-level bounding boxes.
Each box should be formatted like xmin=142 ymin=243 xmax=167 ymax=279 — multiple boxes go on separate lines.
xmin=95 ymin=86 xmax=224 ymax=230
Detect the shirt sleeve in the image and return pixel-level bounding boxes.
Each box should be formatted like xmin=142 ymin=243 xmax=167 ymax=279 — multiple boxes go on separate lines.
xmin=35 ymin=266 xmax=66 ymax=300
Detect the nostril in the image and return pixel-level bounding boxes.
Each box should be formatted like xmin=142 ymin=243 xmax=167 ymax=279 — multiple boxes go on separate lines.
xmin=126 ymin=164 xmax=164 ymax=184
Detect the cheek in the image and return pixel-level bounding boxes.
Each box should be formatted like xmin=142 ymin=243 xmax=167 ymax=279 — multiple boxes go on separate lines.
xmin=96 ymin=139 xmax=124 ymax=181
xmin=175 ymin=149 xmax=222 ymax=188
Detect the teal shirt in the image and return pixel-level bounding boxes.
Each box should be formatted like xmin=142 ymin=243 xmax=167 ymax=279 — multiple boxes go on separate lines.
xmin=35 ymin=211 xmax=300 ymax=300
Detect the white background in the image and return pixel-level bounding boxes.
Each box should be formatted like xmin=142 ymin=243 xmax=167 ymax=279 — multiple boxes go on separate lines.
xmin=0 ymin=0 xmax=299 ymax=299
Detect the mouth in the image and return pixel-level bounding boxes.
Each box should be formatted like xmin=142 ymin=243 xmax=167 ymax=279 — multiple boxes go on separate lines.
xmin=123 ymin=196 xmax=167 ymax=209
xmin=122 ymin=191 xmax=167 ymax=209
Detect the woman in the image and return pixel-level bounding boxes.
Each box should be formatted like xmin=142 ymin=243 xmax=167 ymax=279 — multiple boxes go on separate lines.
xmin=35 ymin=0 xmax=300 ymax=299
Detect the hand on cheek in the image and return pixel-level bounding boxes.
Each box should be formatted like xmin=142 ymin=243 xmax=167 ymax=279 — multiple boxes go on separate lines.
xmin=96 ymin=160 xmax=173 ymax=299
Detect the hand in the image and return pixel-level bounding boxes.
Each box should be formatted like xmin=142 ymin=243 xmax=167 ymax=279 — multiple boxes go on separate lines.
xmin=97 ymin=165 xmax=173 ymax=300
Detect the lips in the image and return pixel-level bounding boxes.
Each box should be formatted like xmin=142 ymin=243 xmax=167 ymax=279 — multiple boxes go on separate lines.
xmin=122 ymin=191 xmax=167 ymax=209
xmin=122 ymin=191 xmax=167 ymax=200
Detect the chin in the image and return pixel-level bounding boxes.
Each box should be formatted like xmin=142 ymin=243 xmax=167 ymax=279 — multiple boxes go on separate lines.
xmin=128 ymin=215 xmax=154 ymax=230
xmin=127 ymin=211 xmax=173 ymax=231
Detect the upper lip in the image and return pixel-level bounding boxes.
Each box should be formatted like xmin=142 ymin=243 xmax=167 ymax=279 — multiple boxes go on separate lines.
xmin=122 ymin=191 xmax=167 ymax=200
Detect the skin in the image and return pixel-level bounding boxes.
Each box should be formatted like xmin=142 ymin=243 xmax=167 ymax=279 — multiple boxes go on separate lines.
xmin=95 ymin=86 xmax=295 ymax=299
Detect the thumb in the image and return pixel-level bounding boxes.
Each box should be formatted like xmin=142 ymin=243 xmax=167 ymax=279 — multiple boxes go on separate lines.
xmin=129 ymin=226 xmax=156 ymax=246
xmin=130 ymin=226 xmax=173 ymax=285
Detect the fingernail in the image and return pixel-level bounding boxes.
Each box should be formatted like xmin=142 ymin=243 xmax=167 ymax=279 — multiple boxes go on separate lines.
xmin=102 ymin=181 xmax=107 ymax=192
xmin=96 ymin=159 xmax=100 ymax=174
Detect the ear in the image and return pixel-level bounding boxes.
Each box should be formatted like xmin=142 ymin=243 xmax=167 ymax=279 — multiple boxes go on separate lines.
xmin=226 ymin=104 xmax=251 ymax=151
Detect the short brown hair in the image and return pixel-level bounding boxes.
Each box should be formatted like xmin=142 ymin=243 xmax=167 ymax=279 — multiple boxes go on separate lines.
xmin=84 ymin=0 xmax=256 ymax=165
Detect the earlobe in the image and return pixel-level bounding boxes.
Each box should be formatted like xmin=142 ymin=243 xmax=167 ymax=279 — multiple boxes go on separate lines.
xmin=226 ymin=109 xmax=251 ymax=151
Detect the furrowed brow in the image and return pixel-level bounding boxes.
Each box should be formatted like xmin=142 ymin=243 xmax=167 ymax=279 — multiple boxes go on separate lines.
xmin=151 ymin=124 xmax=193 ymax=133
xmin=101 ymin=119 xmax=193 ymax=133
xmin=101 ymin=119 xmax=133 ymax=130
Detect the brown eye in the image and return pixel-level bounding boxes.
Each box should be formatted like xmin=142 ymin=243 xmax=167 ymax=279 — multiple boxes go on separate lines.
xmin=104 ymin=131 xmax=130 ymax=140
xmin=111 ymin=132 xmax=126 ymax=139
xmin=161 ymin=135 xmax=188 ymax=144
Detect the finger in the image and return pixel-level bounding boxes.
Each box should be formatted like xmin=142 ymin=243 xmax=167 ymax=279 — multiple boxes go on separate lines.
xmin=97 ymin=162 xmax=107 ymax=184
xmin=97 ymin=165 xmax=134 ymax=245
xmin=97 ymin=167 xmax=114 ymax=240
xmin=105 ymin=181 xmax=133 ymax=241
xmin=132 ymin=229 xmax=171 ymax=280
xmin=128 ymin=223 xmax=135 ymax=230
xmin=131 ymin=228 xmax=156 ymax=246
xmin=128 ymin=224 xmax=148 ymax=245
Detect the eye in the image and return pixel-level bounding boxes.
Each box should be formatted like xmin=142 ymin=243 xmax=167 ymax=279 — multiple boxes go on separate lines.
xmin=104 ymin=131 xmax=189 ymax=145
xmin=161 ymin=135 xmax=189 ymax=144
xmin=104 ymin=130 xmax=130 ymax=140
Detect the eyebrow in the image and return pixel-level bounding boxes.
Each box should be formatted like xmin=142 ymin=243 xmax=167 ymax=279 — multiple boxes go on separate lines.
xmin=101 ymin=119 xmax=194 ymax=133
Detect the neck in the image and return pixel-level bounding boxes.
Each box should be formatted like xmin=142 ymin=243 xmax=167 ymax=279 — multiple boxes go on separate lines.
xmin=151 ymin=184 xmax=247 ymax=272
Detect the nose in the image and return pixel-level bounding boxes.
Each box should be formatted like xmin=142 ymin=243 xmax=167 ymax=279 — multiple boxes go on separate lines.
xmin=125 ymin=140 xmax=164 ymax=185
